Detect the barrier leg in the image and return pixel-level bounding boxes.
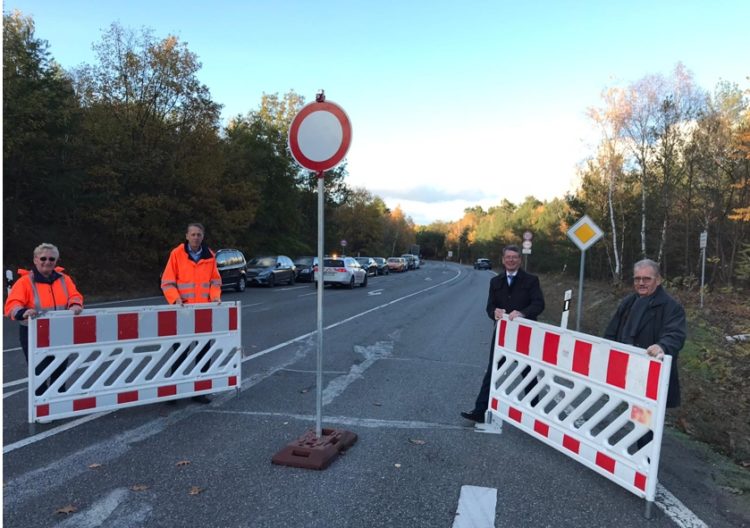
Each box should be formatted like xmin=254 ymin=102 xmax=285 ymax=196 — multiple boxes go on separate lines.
xmin=644 ymin=500 xmax=653 ymax=519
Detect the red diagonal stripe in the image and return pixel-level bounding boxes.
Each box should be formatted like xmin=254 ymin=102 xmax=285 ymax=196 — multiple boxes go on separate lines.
xmin=73 ymin=316 xmax=97 ymax=344
xmin=542 ymin=332 xmax=560 ymax=365
xmin=195 ymin=309 xmax=212 ymax=333
xmin=158 ymin=385 xmax=177 ymax=398
xmin=118 ymin=313 xmax=139 ymax=340
xmin=195 ymin=379 xmax=212 ymax=392
xmin=634 ymin=472 xmax=647 ymax=491
xmin=37 ymin=319 xmax=50 ymax=348
xmin=572 ymin=340 xmax=592 ymax=376
xmin=117 ymin=391 xmax=139 ymax=404
xmin=516 ymin=325 xmax=532 ymax=355
xmin=596 ymin=452 xmax=616 ymax=473
xmin=646 ymin=360 xmax=661 ymax=400
xmin=563 ymin=434 xmax=580 ymax=454
xmin=73 ymin=397 xmax=96 ymax=411
xmin=158 ymin=310 xmax=177 ymax=336
xmin=607 ymin=350 xmax=629 ymax=389
xmin=497 ymin=319 xmax=507 ymax=347
xmin=534 ymin=420 xmax=549 ymax=437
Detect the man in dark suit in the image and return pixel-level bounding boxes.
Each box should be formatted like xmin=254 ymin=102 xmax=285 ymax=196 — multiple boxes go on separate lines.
xmin=461 ymin=245 xmax=546 ymax=423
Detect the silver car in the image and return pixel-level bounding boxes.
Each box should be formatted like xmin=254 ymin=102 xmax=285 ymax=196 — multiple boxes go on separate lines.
xmin=314 ymin=257 xmax=367 ymax=288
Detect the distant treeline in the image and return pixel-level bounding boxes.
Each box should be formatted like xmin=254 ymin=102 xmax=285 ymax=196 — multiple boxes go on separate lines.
xmin=4 ymin=12 xmax=749 ymax=296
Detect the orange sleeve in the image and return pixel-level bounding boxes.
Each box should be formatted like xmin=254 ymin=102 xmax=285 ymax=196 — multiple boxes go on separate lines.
xmin=4 ymin=276 xmax=32 ymax=319
xmin=161 ymin=248 xmax=182 ymax=304
xmin=63 ymin=275 xmax=84 ymax=308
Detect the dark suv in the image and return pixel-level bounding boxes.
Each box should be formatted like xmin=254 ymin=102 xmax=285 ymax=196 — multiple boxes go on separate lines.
xmin=474 ymin=258 xmax=492 ymax=270
xmin=294 ymin=256 xmax=316 ymax=282
xmin=215 ymin=249 xmax=248 ymax=291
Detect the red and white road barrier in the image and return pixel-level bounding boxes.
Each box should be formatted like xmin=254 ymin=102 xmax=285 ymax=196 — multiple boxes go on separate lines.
xmin=28 ymin=302 xmax=242 ymax=423
xmin=487 ymin=316 xmax=671 ymax=511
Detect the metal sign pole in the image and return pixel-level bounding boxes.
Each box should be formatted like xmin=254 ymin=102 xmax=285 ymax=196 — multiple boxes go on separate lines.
xmin=316 ymin=171 xmax=325 ymax=438
xmin=576 ymin=250 xmax=586 ymax=332
xmin=700 ymin=230 xmax=707 ymax=309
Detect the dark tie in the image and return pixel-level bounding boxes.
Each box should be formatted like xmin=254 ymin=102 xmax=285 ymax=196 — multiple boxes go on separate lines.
xmin=508 ymin=274 xmax=515 ymax=286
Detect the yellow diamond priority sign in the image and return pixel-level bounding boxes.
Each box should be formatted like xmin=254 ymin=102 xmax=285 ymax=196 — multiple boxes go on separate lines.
xmin=567 ymin=215 xmax=603 ymax=251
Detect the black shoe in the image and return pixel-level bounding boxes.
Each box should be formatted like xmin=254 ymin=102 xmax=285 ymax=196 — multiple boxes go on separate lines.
xmin=192 ymin=395 xmax=211 ymax=404
xmin=460 ymin=410 xmax=485 ymax=424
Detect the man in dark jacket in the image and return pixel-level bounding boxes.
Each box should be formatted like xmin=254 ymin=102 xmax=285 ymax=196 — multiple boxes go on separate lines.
xmin=604 ymin=259 xmax=685 ymax=408
xmin=461 ymin=245 xmax=545 ymax=423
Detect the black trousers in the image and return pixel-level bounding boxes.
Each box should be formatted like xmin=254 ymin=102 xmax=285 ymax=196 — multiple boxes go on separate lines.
xmin=20 ymin=325 xmax=68 ymax=396
xmin=170 ymin=341 xmax=211 ymax=376
xmin=473 ymin=326 xmax=537 ymax=412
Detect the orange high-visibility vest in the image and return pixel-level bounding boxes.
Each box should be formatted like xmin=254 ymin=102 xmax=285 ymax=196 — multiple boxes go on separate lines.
xmin=161 ymin=243 xmax=222 ymax=304
xmin=4 ymin=267 xmax=84 ymax=323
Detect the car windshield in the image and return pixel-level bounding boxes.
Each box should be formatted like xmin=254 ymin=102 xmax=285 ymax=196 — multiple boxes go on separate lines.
xmin=374 ymin=258 xmax=385 ymax=264
xmin=295 ymin=257 xmax=313 ymax=266
xmin=355 ymin=258 xmax=369 ymax=265
xmin=249 ymin=257 xmax=276 ymax=267
xmin=324 ymin=259 xmax=345 ymax=267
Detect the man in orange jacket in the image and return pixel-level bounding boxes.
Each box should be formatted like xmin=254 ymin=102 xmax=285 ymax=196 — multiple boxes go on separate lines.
xmin=161 ymin=223 xmax=222 ymax=404
xmin=5 ymin=243 xmax=84 ymax=395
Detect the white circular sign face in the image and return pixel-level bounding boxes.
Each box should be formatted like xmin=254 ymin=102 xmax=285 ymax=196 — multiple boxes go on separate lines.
xmin=340 ymin=239 xmax=347 ymax=247
xmin=523 ymin=231 xmax=533 ymax=241
xmin=289 ymin=100 xmax=352 ymax=172
xmin=297 ymin=111 xmax=344 ymax=162
xmin=522 ymin=240 xmax=533 ymax=249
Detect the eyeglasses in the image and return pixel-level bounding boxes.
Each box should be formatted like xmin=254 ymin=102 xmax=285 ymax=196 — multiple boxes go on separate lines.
xmin=38 ymin=256 xmax=57 ymax=262
xmin=633 ymin=276 xmax=654 ymax=283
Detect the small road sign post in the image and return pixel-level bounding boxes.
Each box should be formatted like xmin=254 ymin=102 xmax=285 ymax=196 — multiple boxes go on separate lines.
xmin=522 ymin=239 xmax=532 ymax=269
xmin=277 ymin=91 xmax=356 ymax=469
xmin=700 ymin=231 xmax=708 ymax=308
xmin=566 ymin=215 xmax=604 ymax=331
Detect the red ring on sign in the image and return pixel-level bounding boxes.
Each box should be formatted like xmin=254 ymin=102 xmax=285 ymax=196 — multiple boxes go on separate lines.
xmin=288 ymin=101 xmax=352 ymax=172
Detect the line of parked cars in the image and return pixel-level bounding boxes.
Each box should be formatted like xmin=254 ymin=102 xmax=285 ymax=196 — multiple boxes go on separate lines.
xmin=216 ymin=249 xmax=423 ymax=291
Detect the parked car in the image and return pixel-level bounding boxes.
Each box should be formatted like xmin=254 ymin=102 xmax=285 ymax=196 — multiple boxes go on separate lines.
xmin=372 ymin=257 xmax=390 ymax=275
xmin=474 ymin=258 xmax=492 ymax=270
xmin=401 ymin=253 xmax=418 ymax=270
xmin=215 ymin=249 xmax=247 ymax=292
xmin=355 ymin=257 xmax=378 ymax=277
xmin=246 ymin=255 xmax=296 ymax=287
xmin=314 ymin=257 xmax=367 ymax=288
xmin=294 ymin=256 xmax=316 ymax=282
xmin=387 ymin=257 xmax=408 ymax=272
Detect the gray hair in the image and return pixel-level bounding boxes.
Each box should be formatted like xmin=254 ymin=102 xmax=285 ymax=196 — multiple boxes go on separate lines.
xmin=633 ymin=259 xmax=661 ymax=278
xmin=503 ymin=244 xmax=521 ymax=256
xmin=33 ymin=243 xmax=59 ymax=259
xmin=186 ymin=222 xmax=205 ymax=233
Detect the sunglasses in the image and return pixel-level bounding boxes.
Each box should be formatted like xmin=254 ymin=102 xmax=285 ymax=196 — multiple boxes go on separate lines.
xmin=38 ymin=257 xmax=57 ymax=262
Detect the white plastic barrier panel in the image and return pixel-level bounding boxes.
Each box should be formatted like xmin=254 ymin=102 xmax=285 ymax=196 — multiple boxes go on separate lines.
xmin=28 ymin=302 xmax=242 ymax=423
xmin=486 ymin=316 xmax=671 ymax=506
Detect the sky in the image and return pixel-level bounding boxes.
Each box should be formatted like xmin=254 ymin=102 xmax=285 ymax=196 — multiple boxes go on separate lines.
xmin=6 ymin=0 xmax=749 ymax=225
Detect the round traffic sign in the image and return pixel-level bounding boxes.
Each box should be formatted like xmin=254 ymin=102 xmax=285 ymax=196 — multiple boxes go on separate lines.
xmin=523 ymin=231 xmax=533 ymax=241
xmin=522 ymin=240 xmax=532 ymax=249
xmin=340 ymin=239 xmax=347 ymax=247
xmin=289 ymin=100 xmax=352 ymax=172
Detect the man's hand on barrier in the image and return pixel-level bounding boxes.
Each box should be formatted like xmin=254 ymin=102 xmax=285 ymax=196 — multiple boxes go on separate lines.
xmin=23 ymin=309 xmax=38 ymax=319
xmin=70 ymin=305 xmax=83 ymax=315
xmin=494 ymin=308 xmax=506 ymax=321
xmin=646 ymin=344 xmax=665 ymax=360
xmin=508 ymin=310 xmax=524 ymax=321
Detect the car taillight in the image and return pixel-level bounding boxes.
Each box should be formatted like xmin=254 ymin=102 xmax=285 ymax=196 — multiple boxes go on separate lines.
xmin=335 ymin=268 xmax=346 ymax=272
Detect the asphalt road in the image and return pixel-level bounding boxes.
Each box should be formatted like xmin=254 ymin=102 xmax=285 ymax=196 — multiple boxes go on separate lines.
xmin=2 ymin=261 xmax=742 ymax=527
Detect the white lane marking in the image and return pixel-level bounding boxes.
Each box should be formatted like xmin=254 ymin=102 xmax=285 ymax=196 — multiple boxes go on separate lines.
xmin=3 ymin=387 xmax=26 ymax=399
xmin=3 ymin=412 xmax=111 ymax=454
xmin=4 ymin=377 xmax=27 ymax=389
xmin=452 ymin=485 xmax=497 ymax=528
xmin=52 ymin=487 xmax=153 ymax=528
xmin=240 ymin=302 xmax=263 ymax=309
xmin=206 ymin=410 xmax=468 ymax=431
xmin=3 ymin=268 xmax=462 ymax=452
xmin=276 ymin=285 xmax=307 ymax=291
xmin=655 ymin=484 xmax=709 ymax=528
xmin=4 ymin=346 xmax=22 ymax=353
xmin=298 ymin=291 xmax=317 ymax=297
xmin=367 ymin=289 xmax=384 ymax=296
xmin=243 ymin=268 xmax=462 ymax=363
xmin=322 ymin=341 xmax=393 ymax=405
